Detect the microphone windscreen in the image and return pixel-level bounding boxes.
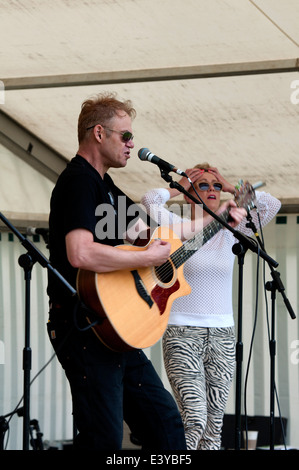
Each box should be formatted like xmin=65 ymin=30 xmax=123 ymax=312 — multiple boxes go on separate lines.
xmin=138 ymin=148 xmax=150 ymax=161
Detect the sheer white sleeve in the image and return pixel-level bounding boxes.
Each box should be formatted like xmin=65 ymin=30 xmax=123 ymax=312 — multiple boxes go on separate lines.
xmin=141 ymin=188 xmax=187 ymax=234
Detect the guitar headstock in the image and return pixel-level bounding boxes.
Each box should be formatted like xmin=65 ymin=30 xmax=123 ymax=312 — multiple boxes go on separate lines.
xmin=234 ymin=180 xmax=256 ymax=212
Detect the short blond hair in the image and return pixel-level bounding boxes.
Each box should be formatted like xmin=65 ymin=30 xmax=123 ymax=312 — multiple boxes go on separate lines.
xmin=194 ymin=162 xmax=212 ymax=171
xmin=77 ymin=92 xmax=136 ymax=143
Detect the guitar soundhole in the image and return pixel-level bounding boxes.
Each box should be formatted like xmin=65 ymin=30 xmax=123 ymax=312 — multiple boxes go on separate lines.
xmin=154 ymin=260 xmax=174 ymax=284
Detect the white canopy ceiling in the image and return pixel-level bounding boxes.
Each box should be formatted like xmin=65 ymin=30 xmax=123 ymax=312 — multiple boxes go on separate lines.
xmin=0 ymin=0 xmax=299 ymax=226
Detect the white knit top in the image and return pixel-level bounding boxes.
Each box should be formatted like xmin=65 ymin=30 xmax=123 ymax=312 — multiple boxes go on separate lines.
xmin=141 ymin=188 xmax=281 ymax=328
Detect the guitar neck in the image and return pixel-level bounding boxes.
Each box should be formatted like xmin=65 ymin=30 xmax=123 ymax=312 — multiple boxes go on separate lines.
xmin=170 ymin=209 xmax=230 ymax=268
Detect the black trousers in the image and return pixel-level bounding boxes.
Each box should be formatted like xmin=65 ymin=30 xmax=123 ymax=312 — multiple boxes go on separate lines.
xmin=47 ymin=304 xmax=186 ymax=451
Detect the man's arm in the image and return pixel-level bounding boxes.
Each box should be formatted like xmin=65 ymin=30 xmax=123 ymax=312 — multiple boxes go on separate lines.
xmin=65 ymin=226 xmax=171 ymax=273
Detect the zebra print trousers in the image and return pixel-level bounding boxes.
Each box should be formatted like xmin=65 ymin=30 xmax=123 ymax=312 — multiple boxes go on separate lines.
xmin=162 ymin=325 xmax=235 ymax=450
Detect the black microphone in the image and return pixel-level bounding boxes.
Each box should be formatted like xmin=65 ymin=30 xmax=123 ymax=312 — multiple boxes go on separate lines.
xmin=26 ymin=227 xmax=49 ymax=237
xmin=26 ymin=227 xmax=49 ymax=245
xmin=138 ymin=148 xmax=187 ymax=177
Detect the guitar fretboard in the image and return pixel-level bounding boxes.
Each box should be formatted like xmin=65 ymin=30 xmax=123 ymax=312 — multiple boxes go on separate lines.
xmin=170 ymin=209 xmax=229 ymax=269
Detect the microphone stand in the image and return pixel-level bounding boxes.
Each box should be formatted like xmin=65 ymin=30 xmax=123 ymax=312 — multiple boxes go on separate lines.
xmin=245 ymin=211 xmax=296 ymax=450
xmin=158 ymin=170 xmax=280 ymax=451
xmin=0 ymin=211 xmax=77 ymax=450
xmin=231 ymin=241 xmax=247 ymax=451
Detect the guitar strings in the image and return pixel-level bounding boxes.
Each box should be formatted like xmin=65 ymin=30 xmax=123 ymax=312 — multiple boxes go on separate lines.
xmin=142 ymin=214 xmax=226 ymax=288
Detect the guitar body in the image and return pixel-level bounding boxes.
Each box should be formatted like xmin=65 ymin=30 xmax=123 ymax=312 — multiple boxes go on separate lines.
xmin=76 ymin=226 xmax=191 ymax=351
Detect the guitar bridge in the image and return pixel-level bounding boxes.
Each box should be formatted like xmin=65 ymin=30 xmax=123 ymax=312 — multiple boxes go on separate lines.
xmin=131 ymin=270 xmax=154 ymax=308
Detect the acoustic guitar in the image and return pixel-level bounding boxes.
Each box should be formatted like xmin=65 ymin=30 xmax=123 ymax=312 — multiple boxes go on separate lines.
xmin=76 ymin=182 xmax=255 ymax=351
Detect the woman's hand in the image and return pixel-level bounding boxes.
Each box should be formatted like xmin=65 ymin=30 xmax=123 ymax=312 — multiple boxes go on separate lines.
xmin=178 ymin=168 xmax=204 ymax=191
xmin=206 ymin=167 xmax=235 ymax=194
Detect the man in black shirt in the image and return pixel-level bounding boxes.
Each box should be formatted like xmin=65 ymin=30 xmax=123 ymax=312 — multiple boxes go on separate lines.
xmin=47 ymin=92 xmax=186 ymax=450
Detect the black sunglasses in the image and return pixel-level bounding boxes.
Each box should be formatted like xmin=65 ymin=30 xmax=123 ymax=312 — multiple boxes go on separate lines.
xmin=86 ymin=124 xmax=134 ymax=142
xmin=198 ymin=182 xmax=222 ymax=191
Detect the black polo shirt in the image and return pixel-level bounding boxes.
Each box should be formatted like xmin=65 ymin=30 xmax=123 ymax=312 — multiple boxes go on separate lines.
xmin=47 ymin=154 xmax=143 ymax=304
